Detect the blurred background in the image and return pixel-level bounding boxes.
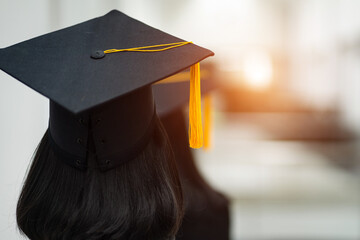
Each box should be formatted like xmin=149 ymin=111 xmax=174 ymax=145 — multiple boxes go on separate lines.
xmin=0 ymin=0 xmax=359 ymax=239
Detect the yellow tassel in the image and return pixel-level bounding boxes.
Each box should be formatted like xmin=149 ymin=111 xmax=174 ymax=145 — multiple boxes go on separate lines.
xmin=203 ymin=94 xmax=212 ymax=150
xmin=189 ymin=63 xmax=203 ymax=148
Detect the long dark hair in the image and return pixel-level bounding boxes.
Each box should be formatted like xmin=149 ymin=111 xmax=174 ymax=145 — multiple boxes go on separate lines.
xmin=17 ymin=116 xmax=183 ymax=240
xmin=161 ymin=109 xmax=229 ymax=240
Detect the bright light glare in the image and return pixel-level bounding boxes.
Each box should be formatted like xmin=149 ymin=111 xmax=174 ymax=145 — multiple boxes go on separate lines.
xmin=243 ymin=51 xmax=273 ymax=89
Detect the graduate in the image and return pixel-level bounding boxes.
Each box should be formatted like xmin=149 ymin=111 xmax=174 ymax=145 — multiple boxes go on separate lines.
xmin=153 ymin=64 xmax=230 ymax=240
xmin=0 ymin=10 xmax=213 ymax=240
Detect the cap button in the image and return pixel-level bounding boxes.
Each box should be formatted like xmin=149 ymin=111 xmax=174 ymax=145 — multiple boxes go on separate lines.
xmin=91 ymin=50 xmax=105 ymax=59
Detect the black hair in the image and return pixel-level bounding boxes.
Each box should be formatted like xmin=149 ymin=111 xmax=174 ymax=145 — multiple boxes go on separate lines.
xmin=17 ymin=115 xmax=183 ymax=240
xmin=161 ymin=109 xmax=230 ymax=240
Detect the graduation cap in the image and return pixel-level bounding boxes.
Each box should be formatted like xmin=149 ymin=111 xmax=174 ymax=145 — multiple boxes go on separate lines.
xmin=0 ymin=10 xmax=213 ymax=170
xmin=153 ymin=63 xmax=218 ymax=149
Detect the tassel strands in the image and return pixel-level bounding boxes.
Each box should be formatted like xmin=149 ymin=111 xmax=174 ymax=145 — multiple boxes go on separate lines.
xmin=203 ymin=94 xmax=212 ymax=150
xmin=189 ymin=63 xmax=203 ymax=148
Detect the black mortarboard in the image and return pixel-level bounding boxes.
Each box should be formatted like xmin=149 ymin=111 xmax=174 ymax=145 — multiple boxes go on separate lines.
xmin=0 ymin=10 xmax=213 ymax=170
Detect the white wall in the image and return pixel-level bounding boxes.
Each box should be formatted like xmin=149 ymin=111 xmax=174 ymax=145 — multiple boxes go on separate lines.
xmin=0 ymin=1 xmax=51 ymax=239
xmin=286 ymin=0 xmax=360 ymax=133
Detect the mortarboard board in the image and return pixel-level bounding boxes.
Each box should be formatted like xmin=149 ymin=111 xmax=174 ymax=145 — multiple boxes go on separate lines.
xmin=0 ymin=10 xmax=213 ymax=170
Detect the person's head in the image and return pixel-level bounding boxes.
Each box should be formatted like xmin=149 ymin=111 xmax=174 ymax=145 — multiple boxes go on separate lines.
xmin=0 ymin=10 xmax=214 ymax=240
xmin=17 ymin=110 xmax=183 ymax=240
xmin=16 ymin=84 xmax=184 ymax=240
